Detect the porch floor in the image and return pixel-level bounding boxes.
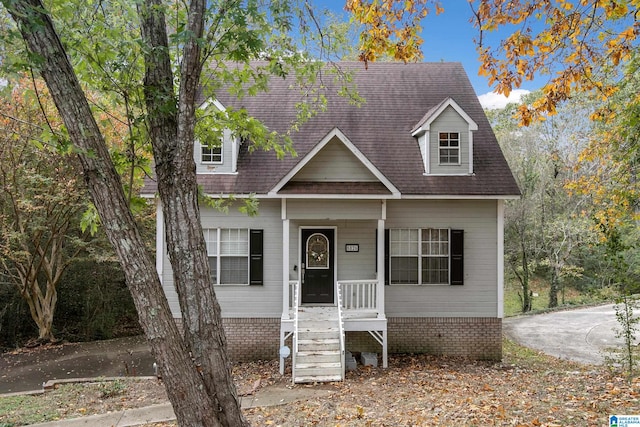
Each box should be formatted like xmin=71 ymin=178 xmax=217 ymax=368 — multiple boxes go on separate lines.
xmin=289 ymin=307 xmax=378 ymax=320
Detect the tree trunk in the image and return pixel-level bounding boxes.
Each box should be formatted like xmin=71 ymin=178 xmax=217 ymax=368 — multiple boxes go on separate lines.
xmin=21 ymin=277 xmax=56 ymax=342
xmin=137 ymin=1 xmax=246 ymax=424
xmin=519 ymin=238 xmax=532 ymax=312
xmin=4 ymin=1 xmax=232 ymax=425
xmin=17 ymin=264 xmax=58 ymax=342
xmin=549 ymin=265 xmax=559 ymax=308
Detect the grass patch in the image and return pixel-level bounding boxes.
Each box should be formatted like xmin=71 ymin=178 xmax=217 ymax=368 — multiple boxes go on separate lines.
xmin=502 ymin=337 xmax=585 ymax=371
xmin=0 ymin=379 xmax=167 ymax=427
xmin=0 ymin=393 xmax=62 ymax=426
xmin=504 ymin=277 xmax=609 ymax=316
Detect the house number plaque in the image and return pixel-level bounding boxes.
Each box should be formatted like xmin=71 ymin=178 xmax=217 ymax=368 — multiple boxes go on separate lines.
xmin=345 ymin=244 xmax=359 ymax=252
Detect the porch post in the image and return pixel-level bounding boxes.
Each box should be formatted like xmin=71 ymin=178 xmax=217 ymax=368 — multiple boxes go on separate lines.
xmin=378 ymin=201 xmax=388 ymax=369
xmin=282 ymin=199 xmax=290 ymax=320
xmin=497 ymin=199 xmax=505 ymax=319
xmin=377 ymin=211 xmax=386 ymax=318
xmin=382 ymin=329 xmax=388 ymax=368
xmin=155 ymin=200 xmax=164 ymax=283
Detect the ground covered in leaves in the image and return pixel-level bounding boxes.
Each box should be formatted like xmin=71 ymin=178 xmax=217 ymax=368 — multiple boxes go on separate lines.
xmin=1 ymin=339 xmax=638 ymax=426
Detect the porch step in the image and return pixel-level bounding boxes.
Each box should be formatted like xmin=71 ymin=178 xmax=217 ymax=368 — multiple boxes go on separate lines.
xmin=298 ymin=307 xmax=339 ymax=320
xmin=298 ymin=321 xmax=339 ymax=330
xmin=298 ymin=329 xmax=340 ymax=340
xmin=293 ymin=374 xmax=343 ymax=384
xmin=295 ymin=363 xmax=342 ymax=380
xmin=294 ymin=305 xmax=344 ymax=384
xmin=296 ymin=351 xmax=342 ymax=364
xmin=297 ymin=338 xmax=340 ymax=352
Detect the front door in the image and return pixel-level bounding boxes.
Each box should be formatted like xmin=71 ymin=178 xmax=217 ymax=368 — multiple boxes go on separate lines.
xmin=301 ymin=229 xmax=334 ymax=304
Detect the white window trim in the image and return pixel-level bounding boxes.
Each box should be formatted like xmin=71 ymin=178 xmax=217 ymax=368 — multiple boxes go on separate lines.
xmin=205 ymin=228 xmax=250 ymax=286
xmin=438 ymin=132 xmax=461 ymax=166
xmin=390 ymin=228 xmax=451 ymax=286
xmin=412 ymin=98 xmax=477 ymax=175
xmin=201 ymin=143 xmax=223 ymax=165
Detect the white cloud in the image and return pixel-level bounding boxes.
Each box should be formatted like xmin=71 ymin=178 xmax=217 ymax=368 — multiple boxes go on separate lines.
xmin=478 ymin=89 xmax=530 ymax=110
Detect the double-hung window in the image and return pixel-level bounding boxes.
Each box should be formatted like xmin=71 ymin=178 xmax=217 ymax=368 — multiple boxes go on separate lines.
xmin=421 ymin=228 xmax=449 ymax=284
xmin=204 ymin=228 xmax=263 ymax=285
xmin=388 ymin=228 xmax=463 ymax=285
xmin=201 ymin=144 xmax=222 ymax=163
xmin=438 ymin=132 xmax=459 ymax=165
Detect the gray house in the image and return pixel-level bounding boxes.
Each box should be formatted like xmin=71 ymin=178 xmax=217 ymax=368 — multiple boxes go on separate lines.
xmin=142 ymin=62 xmax=520 ymax=383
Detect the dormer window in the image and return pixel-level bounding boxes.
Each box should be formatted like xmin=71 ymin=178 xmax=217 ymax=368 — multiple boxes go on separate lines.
xmin=439 ymin=132 xmax=460 ymax=165
xmin=412 ymin=98 xmax=477 ymax=176
xmin=201 ymin=144 xmax=222 ymax=164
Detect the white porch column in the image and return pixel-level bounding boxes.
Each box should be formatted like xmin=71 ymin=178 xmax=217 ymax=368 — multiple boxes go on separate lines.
xmin=497 ymin=199 xmax=505 ymax=319
xmin=376 ymin=200 xmax=386 ymax=319
xmin=382 ymin=329 xmax=388 ymax=368
xmin=155 ymin=200 xmax=164 ymax=283
xmin=282 ymin=199 xmax=290 ymax=320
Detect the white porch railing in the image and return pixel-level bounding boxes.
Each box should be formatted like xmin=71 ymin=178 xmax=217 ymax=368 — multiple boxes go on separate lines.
xmin=339 ymin=280 xmax=378 ymax=311
xmin=335 ymin=281 xmax=346 ymax=381
xmin=288 ymin=279 xmax=379 ymax=314
xmin=288 ymin=280 xmax=298 ymax=310
xmin=291 ymin=280 xmax=300 ymax=382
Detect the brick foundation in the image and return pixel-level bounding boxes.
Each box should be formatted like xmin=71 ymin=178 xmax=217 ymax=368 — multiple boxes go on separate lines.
xmin=176 ymin=316 xmax=502 ymax=362
xmin=173 ymin=317 xmax=281 ymax=362
xmin=346 ymin=317 xmax=502 ymax=360
xmin=223 ymin=318 xmax=281 ymax=361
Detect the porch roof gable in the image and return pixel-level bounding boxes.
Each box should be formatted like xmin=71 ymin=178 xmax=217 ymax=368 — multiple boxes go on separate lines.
xmin=268 ymin=128 xmax=400 ymax=197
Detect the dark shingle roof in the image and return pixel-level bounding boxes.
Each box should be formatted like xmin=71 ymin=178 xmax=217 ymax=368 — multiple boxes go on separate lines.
xmin=144 ymin=62 xmax=520 ymax=197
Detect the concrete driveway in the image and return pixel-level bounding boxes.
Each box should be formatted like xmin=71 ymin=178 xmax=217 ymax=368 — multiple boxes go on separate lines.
xmin=503 ymin=303 xmax=633 ymax=365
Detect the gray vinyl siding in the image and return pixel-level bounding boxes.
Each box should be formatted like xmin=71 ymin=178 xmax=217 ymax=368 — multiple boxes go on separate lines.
xmin=194 ymin=129 xmax=236 ymax=174
xmin=288 ymin=220 xmax=377 ymax=282
xmin=292 ymin=138 xmax=377 ymax=182
xmin=384 ymin=199 xmax=498 ymax=317
xmin=429 ymin=106 xmax=470 ymax=175
xmin=161 ymin=197 xmax=499 ymax=320
xmin=286 ymin=199 xmax=382 ymax=220
xmin=161 ymin=199 xmax=282 ymax=318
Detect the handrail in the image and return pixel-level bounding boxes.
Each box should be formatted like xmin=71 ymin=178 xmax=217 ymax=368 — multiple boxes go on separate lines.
xmin=292 ymin=280 xmax=300 ymax=383
xmin=335 ymin=282 xmax=346 ymax=381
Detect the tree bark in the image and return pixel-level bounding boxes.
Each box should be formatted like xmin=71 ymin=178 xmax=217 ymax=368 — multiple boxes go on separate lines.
xmin=549 ymin=264 xmax=560 ymax=308
xmin=3 ymin=1 xmax=233 ymax=425
xmin=137 ymin=1 xmax=246 ymax=424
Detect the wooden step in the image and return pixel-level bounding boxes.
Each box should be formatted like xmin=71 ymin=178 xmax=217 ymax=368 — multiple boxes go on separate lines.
xmin=298 ymin=329 xmax=340 ymax=340
xmin=297 ymin=321 xmax=340 ymax=330
xmin=296 ymin=351 xmax=341 ymax=364
xmin=298 ymin=338 xmax=340 ymax=352
xmin=293 ymin=306 xmax=344 ymax=383
xmin=294 ymin=374 xmax=342 ymax=384
xmin=295 ymin=364 xmax=342 ymax=378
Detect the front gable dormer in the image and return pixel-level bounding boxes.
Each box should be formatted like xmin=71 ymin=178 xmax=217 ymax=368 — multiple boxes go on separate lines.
xmin=411 ymin=98 xmax=477 ymax=176
xmin=194 ymin=99 xmax=240 ymax=175
xmin=270 ymin=128 xmax=400 ymax=197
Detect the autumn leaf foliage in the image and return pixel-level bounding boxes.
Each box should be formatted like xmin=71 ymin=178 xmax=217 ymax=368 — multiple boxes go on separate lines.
xmin=346 ymin=0 xmax=443 ymax=64
xmin=474 ymin=0 xmax=639 ymax=125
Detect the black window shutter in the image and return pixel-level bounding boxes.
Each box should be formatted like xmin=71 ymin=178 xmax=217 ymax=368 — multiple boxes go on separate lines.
xmin=249 ymin=229 xmax=263 ymax=285
xmin=384 ymin=229 xmax=390 ymax=286
xmin=450 ymin=229 xmax=464 ymax=285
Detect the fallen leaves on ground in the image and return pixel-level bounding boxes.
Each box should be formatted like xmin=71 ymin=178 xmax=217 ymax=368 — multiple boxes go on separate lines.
xmin=243 ymin=349 xmax=639 ymax=427
xmin=247 ymin=339 xmax=638 ymax=426
xmin=3 ymin=339 xmax=639 ymax=426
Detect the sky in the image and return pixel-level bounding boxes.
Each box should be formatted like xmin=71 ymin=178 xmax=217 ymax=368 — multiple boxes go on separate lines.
xmin=324 ymin=1 xmax=539 ymax=109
